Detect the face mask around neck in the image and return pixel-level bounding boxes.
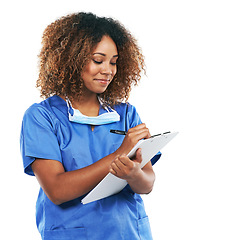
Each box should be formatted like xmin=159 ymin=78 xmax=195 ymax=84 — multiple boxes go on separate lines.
xmin=65 ymin=96 xmax=120 ymax=125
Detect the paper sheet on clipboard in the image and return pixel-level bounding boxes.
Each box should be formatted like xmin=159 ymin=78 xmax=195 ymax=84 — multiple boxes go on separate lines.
xmin=82 ymin=132 xmax=178 ymax=204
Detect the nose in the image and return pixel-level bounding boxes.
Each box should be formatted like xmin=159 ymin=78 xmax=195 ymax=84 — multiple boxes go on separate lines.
xmin=101 ymin=63 xmax=113 ymax=76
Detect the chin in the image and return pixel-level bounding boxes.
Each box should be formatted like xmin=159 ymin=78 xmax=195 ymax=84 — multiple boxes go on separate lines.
xmin=96 ymin=89 xmax=107 ymax=94
xmin=94 ymin=86 xmax=109 ymax=94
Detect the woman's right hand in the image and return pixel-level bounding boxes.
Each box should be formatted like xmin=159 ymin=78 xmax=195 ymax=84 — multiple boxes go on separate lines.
xmin=116 ymin=123 xmax=151 ymax=155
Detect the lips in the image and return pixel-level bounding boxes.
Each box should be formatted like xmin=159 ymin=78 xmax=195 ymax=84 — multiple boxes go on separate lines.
xmin=94 ymin=79 xmax=110 ymax=84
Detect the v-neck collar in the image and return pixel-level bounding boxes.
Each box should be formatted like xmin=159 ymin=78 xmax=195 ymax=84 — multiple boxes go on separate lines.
xmin=52 ymin=95 xmax=109 ymax=117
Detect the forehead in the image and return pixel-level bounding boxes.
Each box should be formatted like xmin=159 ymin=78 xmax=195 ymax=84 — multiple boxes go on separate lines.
xmin=93 ymin=36 xmax=118 ymax=56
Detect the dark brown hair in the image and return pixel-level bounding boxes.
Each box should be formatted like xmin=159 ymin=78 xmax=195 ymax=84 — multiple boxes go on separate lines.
xmin=37 ymin=12 xmax=145 ymax=105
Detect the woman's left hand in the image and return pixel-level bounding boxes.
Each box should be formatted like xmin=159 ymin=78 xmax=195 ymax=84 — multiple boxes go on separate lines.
xmin=109 ymin=148 xmax=142 ymax=180
xmin=109 ymin=148 xmax=155 ymax=194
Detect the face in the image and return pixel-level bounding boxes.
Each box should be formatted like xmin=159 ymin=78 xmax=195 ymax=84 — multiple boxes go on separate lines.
xmin=81 ymin=35 xmax=118 ymax=95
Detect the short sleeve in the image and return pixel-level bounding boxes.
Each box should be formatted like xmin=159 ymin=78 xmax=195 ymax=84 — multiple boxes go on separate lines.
xmin=20 ymin=104 xmax=62 ymax=176
xmin=126 ymin=103 xmax=162 ymax=166
xmin=125 ymin=104 xmax=142 ymax=130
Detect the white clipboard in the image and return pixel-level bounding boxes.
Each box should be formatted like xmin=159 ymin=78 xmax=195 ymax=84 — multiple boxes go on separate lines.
xmin=82 ymin=132 xmax=178 ymax=204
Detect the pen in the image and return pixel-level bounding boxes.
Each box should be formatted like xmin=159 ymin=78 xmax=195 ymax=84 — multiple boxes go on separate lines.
xmin=110 ymin=129 xmax=127 ymax=135
xmin=110 ymin=130 xmax=171 ymax=138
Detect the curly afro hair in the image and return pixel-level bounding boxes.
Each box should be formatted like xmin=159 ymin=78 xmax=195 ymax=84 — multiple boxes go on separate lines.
xmin=37 ymin=12 xmax=145 ymax=105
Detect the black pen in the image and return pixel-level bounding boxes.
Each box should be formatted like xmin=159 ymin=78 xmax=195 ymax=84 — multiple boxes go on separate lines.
xmin=110 ymin=130 xmax=171 ymax=137
xmin=110 ymin=129 xmax=127 ymax=135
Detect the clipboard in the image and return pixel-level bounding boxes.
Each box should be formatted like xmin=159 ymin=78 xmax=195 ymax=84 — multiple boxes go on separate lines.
xmin=82 ymin=131 xmax=178 ymax=204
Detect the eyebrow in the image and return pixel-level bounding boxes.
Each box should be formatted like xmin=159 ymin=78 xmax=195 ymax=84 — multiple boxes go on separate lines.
xmin=93 ymin=53 xmax=118 ymax=58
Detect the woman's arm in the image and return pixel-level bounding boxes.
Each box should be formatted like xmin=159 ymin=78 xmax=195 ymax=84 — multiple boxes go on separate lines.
xmin=32 ymin=152 xmax=118 ymax=205
xmin=31 ymin=123 xmax=150 ymax=205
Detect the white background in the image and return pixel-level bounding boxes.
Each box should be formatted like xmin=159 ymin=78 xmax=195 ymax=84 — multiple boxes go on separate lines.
xmin=1 ymin=0 xmax=240 ymax=239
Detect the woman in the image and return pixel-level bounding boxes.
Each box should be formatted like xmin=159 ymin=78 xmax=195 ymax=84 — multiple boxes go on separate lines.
xmin=20 ymin=12 xmax=161 ymax=240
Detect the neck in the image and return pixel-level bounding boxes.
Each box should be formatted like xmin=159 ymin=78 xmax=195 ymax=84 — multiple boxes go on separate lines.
xmin=74 ymin=93 xmax=98 ymax=108
xmin=72 ymin=92 xmax=100 ymax=117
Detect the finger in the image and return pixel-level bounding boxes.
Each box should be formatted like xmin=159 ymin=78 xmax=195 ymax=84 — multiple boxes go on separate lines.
xmin=134 ymin=148 xmax=143 ymax=164
xmin=115 ymin=157 xmax=131 ymax=171
xmin=128 ymin=123 xmax=147 ymax=134
xmin=112 ymin=156 xmax=129 ymax=172
xmin=110 ymin=162 xmax=121 ymax=176
xmin=146 ymin=130 xmax=151 ymax=139
xmin=109 ymin=168 xmax=118 ymax=176
xmin=118 ymin=155 xmax=134 ymax=168
xmin=111 ymin=161 xmax=121 ymax=171
xmin=131 ymin=129 xmax=150 ymax=141
xmin=127 ymin=126 xmax=149 ymax=138
xmin=109 ymin=167 xmax=117 ymax=175
xmin=130 ymin=123 xmax=147 ymax=131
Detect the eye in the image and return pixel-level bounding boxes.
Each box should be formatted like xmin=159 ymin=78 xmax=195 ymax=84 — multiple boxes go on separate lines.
xmin=110 ymin=58 xmax=118 ymax=66
xmin=93 ymin=59 xmax=102 ymax=64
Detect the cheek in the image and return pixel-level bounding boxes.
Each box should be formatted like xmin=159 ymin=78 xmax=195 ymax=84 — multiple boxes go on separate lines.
xmin=112 ymin=66 xmax=117 ymax=78
xmin=84 ymin=62 xmax=99 ymax=77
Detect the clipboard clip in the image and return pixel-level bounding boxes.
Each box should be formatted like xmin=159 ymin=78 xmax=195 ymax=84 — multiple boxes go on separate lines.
xmin=150 ymin=131 xmax=171 ymax=138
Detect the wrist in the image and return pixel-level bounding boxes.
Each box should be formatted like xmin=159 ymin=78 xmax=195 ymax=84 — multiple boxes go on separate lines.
xmin=125 ymin=164 xmax=142 ymax=182
xmin=115 ymin=146 xmax=127 ymax=156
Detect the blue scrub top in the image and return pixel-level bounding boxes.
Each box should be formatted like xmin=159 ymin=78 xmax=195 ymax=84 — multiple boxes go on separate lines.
xmin=20 ymin=95 xmax=161 ymax=240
